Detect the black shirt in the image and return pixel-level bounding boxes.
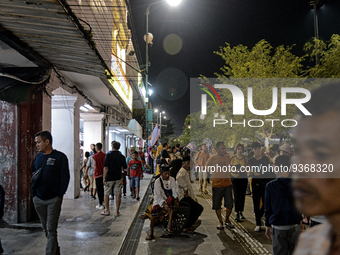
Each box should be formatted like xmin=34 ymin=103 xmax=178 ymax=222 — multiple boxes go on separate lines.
xmin=32 ymin=150 xmax=70 ymax=200
xmin=104 ymin=151 xmax=127 ymax=181
xmin=248 ymin=155 xmax=275 ymax=186
xmin=161 ymin=149 xmax=170 ymax=159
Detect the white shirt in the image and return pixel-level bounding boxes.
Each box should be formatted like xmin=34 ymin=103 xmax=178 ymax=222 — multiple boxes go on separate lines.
xmin=153 ymin=176 xmax=178 ymax=207
xmin=176 ymin=167 xmax=195 ymax=201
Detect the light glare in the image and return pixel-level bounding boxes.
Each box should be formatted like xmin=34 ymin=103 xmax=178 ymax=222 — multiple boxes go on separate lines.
xmin=166 ymin=0 xmax=181 ymax=6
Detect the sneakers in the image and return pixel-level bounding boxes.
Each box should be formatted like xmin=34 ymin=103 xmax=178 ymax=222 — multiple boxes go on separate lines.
xmin=136 ymin=197 xmax=140 ymax=201
xmin=235 ymin=213 xmax=242 ymax=222
xmin=239 ymin=212 xmax=246 ymax=219
xmin=225 ymin=222 xmax=235 ymax=228
xmin=254 ymin=226 xmax=261 ymax=232
xmin=91 ymin=196 xmax=96 ymax=200
xmin=96 ymin=204 xmax=105 ymax=210
xmin=217 ymin=224 xmax=224 ymax=230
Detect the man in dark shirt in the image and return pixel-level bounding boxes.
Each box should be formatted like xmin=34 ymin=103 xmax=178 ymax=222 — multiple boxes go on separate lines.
xmin=32 ymin=131 xmax=70 ymax=255
xmin=102 ymin=141 xmax=127 ymax=216
xmin=161 ymin=143 xmax=170 ymax=164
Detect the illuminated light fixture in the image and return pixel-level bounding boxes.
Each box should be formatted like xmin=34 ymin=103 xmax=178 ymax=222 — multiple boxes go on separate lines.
xmin=154 ymin=109 xmax=159 ymax=113
xmin=149 ymin=89 xmax=153 ymax=96
xmin=166 ymin=0 xmax=182 ymax=6
xmin=84 ymin=103 xmax=95 ymax=111
xmin=80 ymin=106 xmax=88 ymax=112
xmin=164 ymin=116 xmax=166 ymax=119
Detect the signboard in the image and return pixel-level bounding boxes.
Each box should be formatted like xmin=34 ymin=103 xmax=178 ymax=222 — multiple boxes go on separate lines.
xmin=109 ymin=54 xmax=133 ymax=111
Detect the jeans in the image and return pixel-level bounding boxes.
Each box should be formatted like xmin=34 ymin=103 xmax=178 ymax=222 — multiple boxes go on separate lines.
xmin=33 ymin=196 xmax=62 ymax=255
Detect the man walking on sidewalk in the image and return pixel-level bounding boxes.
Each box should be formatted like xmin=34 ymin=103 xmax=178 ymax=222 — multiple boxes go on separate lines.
xmin=92 ymin=143 xmax=106 ymax=210
xmin=32 ymin=131 xmax=70 ymax=255
xmin=102 ymin=141 xmax=127 ymax=216
xmin=206 ymin=141 xmax=234 ymax=229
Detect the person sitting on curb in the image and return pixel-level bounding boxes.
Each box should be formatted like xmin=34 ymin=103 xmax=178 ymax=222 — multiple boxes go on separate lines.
xmin=176 ymin=156 xmax=204 ymax=233
xmin=146 ymin=164 xmax=179 ymax=240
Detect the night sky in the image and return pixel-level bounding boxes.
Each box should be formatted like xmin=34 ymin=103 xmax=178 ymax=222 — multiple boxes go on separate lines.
xmin=129 ymin=0 xmax=340 ymax=136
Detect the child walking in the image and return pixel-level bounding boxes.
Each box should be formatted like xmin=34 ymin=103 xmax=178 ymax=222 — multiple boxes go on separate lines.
xmin=127 ymin=151 xmax=143 ymax=200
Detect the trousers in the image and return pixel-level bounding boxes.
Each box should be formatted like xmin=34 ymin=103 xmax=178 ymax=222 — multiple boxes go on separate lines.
xmin=95 ymin=177 xmax=104 ymax=205
xmin=231 ymin=178 xmax=248 ymax=212
xmin=33 ymin=196 xmax=62 ymax=255
xmin=272 ymin=226 xmax=300 ymax=255
xmin=180 ymin=197 xmax=204 ymax=228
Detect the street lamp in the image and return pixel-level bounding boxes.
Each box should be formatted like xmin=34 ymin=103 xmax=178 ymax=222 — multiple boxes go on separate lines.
xmin=159 ymin=111 xmax=165 ymax=140
xmin=144 ymin=0 xmax=181 ymax=147
xmin=154 ymin=109 xmax=159 ymax=128
xmin=310 ymin=0 xmax=322 ymax=64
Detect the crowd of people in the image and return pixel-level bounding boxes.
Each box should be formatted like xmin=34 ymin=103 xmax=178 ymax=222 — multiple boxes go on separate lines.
xmin=18 ymin=82 xmax=340 ymax=255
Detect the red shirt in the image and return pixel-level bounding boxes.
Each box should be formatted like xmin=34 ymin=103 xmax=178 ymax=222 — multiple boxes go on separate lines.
xmin=92 ymin=151 xmax=106 ymax=179
xmin=128 ymin=159 xmax=143 ymax=177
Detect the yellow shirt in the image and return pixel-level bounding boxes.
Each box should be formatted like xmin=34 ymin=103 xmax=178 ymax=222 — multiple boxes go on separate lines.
xmin=206 ymin=154 xmax=232 ymax=187
xmin=230 ymin=155 xmax=248 ymax=178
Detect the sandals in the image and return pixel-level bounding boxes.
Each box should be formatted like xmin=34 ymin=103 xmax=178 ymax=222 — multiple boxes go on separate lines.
xmin=183 ymin=228 xmax=195 ymax=234
xmin=101 ymin=211 xmax=110 ymax=216
xmin=145 ymin=234 xmax=155 ymax=240
xmin=139 ymin=214 xmax=148 ymax=220
xmin=166 ymin=227 xmax=174 ymax=233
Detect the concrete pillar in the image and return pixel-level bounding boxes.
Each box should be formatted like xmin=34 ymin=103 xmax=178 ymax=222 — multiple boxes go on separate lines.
xmin=51 ymin=88 xmax=85 ymax=199
xmin=42 ymin=88 xmax=52 ymax=131
xmin=81 ymin=113 xmax=105 ymax=155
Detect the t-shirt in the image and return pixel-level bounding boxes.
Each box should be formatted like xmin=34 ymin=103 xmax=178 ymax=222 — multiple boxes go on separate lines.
xmin=248 ymin=155 xmax=275 ymax=186
xmin=128 ymin=159 xmax=143 ymax=177
xmin=86 ymin=156 xmax=95 ymax=177
xmin=104 ymin=151 xmax=127 ymax=181
xmin=161 ymin=149 xmax=170 ymax=159
xmin=230 ymin=155 xmax=248 ymax=178
xmin=32 ymin=150 xmax=70 ymax=200
xmin=92 ymin=151 xmax=106 ymax=179
xmin=199 ymin=151 xmax=210 ymax=166
xmin=206 ymin=154 xmax=232 ymax=187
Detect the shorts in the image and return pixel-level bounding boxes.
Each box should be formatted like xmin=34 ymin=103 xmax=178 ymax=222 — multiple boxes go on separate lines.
xmin=212 ymin=185 xmax=233 ymax=210
xmin=104 ymin=179 xmax=123 ymax=196
xmin=88 ymin=176 xmax=96 ymax=189
xmin=130 ymin=176 xmax=140 ymax=188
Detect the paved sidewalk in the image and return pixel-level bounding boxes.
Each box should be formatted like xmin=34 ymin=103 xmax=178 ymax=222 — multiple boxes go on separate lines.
xmin=0 ymin=174 xmax=153 ymax=255
xmin=136 ymin=181 xmax=273 ymax=255
xmin=1 ymin=175 xmax=274 ymax=255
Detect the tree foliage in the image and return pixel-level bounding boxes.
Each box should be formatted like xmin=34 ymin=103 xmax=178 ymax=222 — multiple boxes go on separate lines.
xmin=180 ymin=35 xmax=340 ymax=149
xmin=304 ymin=34 xmax=340 ymax=78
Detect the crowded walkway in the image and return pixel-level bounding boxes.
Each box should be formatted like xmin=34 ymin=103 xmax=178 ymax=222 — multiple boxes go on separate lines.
xmin=1 ymin=173 xmax=274 ymax=255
